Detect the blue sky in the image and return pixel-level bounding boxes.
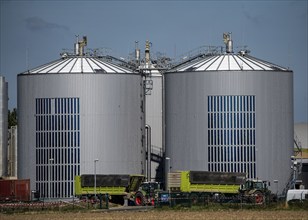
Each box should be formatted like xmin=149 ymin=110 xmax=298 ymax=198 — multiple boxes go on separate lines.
xmin=0 ymin=0 xmax=307 ymax=122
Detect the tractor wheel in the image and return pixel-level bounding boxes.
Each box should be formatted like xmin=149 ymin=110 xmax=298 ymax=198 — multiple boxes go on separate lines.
xmin=150 ymin=197 xmax=155 ymax=206
xmin=134 ymin=192 xmax=145 ymax=206
xmin=190 ymin=193 xmax=199 ymax=205
xmin=218 ymin=193 xmax=226 ymax=203
xmin=254 ymin=191 xmax=264 ymax=204
xmin=212 ymin=193 xmax=225 ymax=203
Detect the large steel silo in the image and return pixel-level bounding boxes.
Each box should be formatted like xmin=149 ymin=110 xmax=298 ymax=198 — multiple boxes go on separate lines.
xmin=0 ymin=76 xmax=8 ymax=177
xmin=17 ymin=39 xmax=145 ymax=199
xmin=165 ymin=34 xmax=293 ymax=194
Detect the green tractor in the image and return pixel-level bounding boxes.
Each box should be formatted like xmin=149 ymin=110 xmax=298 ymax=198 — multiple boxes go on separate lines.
xmin=133 ymin=182 xmax=161 ymax=206
xmin=240 ymin=180 xmax=272 ymax=204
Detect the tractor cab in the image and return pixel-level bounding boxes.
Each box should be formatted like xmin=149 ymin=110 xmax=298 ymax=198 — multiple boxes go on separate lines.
xmin=242 ymin=180 xmax=269 ymax=191
xmin=138 ymin=182 xmax=161 ymax=195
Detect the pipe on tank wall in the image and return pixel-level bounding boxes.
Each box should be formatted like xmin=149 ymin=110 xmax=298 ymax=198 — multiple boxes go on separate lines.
xmin=145 ymin=124 xmax=151 ymax=182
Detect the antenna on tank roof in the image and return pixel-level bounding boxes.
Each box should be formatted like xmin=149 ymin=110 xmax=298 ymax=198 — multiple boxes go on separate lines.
xmin=26 ymin=47 xmax=29 ymax=70
xmin=75 ymin=35 xmax=79 ymax=55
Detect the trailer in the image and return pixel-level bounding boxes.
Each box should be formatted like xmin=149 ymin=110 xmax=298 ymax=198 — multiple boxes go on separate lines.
xmin=74 ymin=174 xmax=161 ymax=205
xmin=0 ymin=179 xmax=31 ymax=202
xmin=286 ymin=189 xmax=308 ymax=203
xmin=166 ymin=171 xmax=271 ymax=204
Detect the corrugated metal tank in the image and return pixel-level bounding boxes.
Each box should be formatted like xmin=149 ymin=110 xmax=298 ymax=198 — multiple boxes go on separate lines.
xmin=165 ymin=50 xmax=293 ymax=194
xmin=17 ymin=55 xmax=145 ymax=198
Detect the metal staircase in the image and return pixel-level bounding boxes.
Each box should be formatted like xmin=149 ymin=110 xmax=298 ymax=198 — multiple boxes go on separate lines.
xmin=146 ymin=145 xmax=163 ymax=163
xmin=281 ymin=134 xmax=303 ymax=197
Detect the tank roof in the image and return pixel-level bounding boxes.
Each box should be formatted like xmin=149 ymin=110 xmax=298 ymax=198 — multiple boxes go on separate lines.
xmin=20 ymin=56 xmax=133 ymax=74
xmin=170 ymin=53 xmax=290 ymax=72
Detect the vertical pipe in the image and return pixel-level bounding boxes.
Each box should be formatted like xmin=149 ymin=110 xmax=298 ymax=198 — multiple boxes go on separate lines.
xmin=135 ymin=41 xmax=140 ymax=66
xmin=74 ymin=35 xmax=79 ymax=55
xmin=94 ymin=159 xmax=99 ymax=199
xmin=165 ymin=157 xmax=170 ymax=192
xmin=146 ymin=125 xmax=151 ymax=182
xmin=145 ymin=40 xmax=150 ymax=66
xmin=141 ymin=71 xmax=146 ymax=175
xmin=49 ymin=158 xmax=54 ymax=199
xmin=162 ymin=72 xmax=166 ymax=189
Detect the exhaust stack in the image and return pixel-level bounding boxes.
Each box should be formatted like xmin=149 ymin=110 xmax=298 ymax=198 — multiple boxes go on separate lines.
xmin=74 ymin=35 xmax=88 ymax=56
xmin=223 ymin=32 xmax=233 ymax=53
xmin=145 ymin=40 xmax=151 ymax=65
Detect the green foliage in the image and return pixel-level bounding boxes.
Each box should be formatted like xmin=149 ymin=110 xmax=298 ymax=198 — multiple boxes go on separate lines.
xmin=8 ymin=108 xmax=17 ymax=128
xmin=287 ymin=200 xmax=308 ymax=210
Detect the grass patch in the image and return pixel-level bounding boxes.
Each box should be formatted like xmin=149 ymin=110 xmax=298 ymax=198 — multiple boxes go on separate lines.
xmin=286 ymin=200 xmax=308 ymax=210
xmin=2 ymin=200 xmax=308 ymax=215
xmin=154 ymin=200 xmax=308 ymax=212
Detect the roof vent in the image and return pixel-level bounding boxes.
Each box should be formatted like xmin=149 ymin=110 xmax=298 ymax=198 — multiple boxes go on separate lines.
xmin=239 ymin=49 xmax=251 ymax=56
xmin=223 ymin=32 xmax=233 ymax=53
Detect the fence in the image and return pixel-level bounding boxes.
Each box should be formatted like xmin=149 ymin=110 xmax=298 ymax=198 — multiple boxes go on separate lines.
xmin=154 ymin=192 xmax=272 ymax=208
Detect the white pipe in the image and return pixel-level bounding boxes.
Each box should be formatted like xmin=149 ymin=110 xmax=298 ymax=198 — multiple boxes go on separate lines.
xmin=146 ymin=124 xmax=151 ymax=182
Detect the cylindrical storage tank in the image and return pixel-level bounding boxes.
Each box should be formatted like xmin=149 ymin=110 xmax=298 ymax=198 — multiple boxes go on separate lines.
xmin=17 ymin=55 xmax=145 ymax=199
xmin=165 ymin=51 xmax=293 ymax=194
xmin=0 ymin=76 xmax=8 ymax=178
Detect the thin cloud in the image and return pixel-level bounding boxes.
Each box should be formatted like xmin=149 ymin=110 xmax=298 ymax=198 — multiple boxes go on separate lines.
xmin=243 ymin=11 xmax=260 ymax=25
xmin=25 ymin=16 xmax=69 ymax=31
